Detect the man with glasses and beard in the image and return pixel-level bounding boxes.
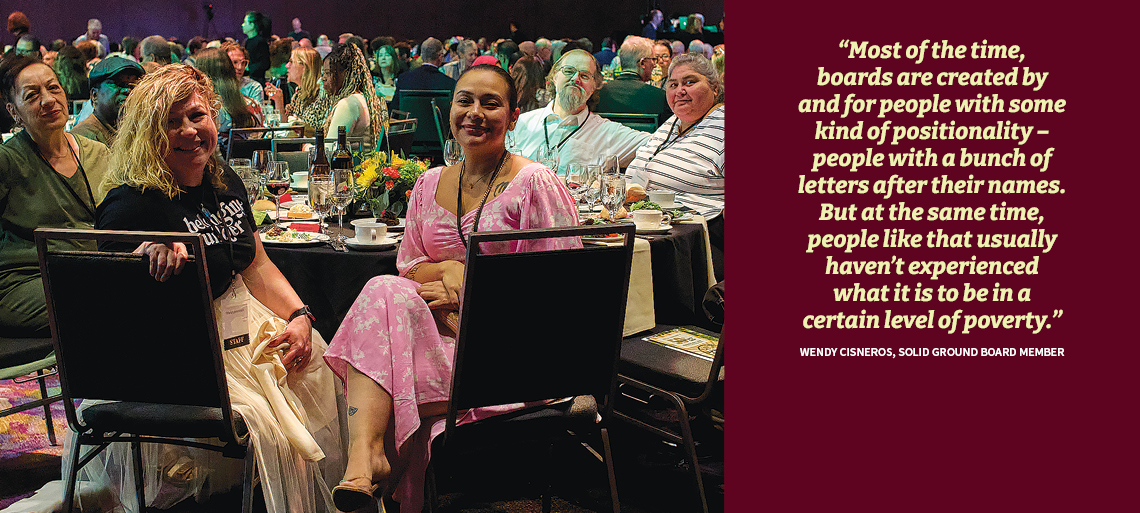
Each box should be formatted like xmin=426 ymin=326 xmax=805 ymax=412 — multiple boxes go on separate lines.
xmin=510 ymin=49 xmax=650 ymax=170
xmin=70 ymin=57 xmax=144 ymax=146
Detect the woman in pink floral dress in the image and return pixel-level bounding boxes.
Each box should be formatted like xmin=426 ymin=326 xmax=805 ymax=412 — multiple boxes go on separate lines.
xmin=323 ymin=64 xmax=580 ymax=512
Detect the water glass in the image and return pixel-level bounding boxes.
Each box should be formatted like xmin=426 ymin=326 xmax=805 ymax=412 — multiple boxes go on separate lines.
xmin=601 ymin=173 xmax=626 ymax=221
xmin=330 ymin=168 xmax=355 ymax=247
xmin=309 ymin=178 xmax=334 ymax=236
xmin=443 ymin=139 xmax=464 ymax=166
xmin=538 ymin=146 xmax=559 ymax=174
xmin=230 ymin=158 xmax=257 ymax=204
xmin=584 ymin=164 xmax=603 ymax=210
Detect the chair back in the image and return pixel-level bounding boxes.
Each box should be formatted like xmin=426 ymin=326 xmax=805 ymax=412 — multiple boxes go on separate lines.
xmin=34 ymin=229 xmax=235 ymax=435
xmin=226 ymin=126 xmax=306 ymax=161
xmin=596 ymin=112 xmax=659 ymax=133
xmin=447 ymin=224 xmax=636 ymax=432
xmin=383 ymin=118 xmax=418 ymax=157
xmin=397 ymin=89 xmax=451 ymax=156
xmin=271 ymin=136 xmax=369 ymax=156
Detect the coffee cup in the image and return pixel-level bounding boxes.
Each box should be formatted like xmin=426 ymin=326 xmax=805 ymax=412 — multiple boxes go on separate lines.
xmin=291 ymin=171 xmax=308 ymax=188
xmin=632 ymin=209 xmax=672 ymax=230
xmin=647 ymin=190 xmax=676 ymax=208
xmin=351 ymin=218 xmax=388 ymax=243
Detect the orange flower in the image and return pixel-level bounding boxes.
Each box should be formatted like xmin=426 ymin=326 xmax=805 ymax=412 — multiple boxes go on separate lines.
xmin=385 ymin=180 xmax=395 ymax=190
xmin=405 ymin=189 xmax=413 ymax=199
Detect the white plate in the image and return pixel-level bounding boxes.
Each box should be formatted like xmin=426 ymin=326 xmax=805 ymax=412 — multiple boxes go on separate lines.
xmin=345 ymin=236 xmax=398 ymax=250
xmin=260 ymin=231 xmax=330 ymax=245
xmin=581 ymin=234 xmax=626 ymax=242
xmin=670 ymin=212 xmax=695 ymax=223
xmin=635 ymin=223 xmax=673 ymax=234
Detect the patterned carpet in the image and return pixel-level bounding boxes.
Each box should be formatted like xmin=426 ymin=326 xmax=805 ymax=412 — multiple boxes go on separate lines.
xmin=0 ymin=374 xmax=723 ymax=512
xmin=1 ymin=374 xmax=67 ymax=509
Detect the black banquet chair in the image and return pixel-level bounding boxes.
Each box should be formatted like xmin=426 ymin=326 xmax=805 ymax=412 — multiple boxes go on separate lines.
xmin=35 ymin=228 xmax=259 ymax=513
xmin=424 ymin=223 xmax=636 ymax=513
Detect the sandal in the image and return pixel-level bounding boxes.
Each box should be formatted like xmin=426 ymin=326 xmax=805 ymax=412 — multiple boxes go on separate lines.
xmin=333 ymin=478 xmax=382 ymax=512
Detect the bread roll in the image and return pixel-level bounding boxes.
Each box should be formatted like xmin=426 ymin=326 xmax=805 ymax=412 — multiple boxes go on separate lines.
xmin=252 ymin=199 xmax=275 ymax=211
xmin=625 ymin=184 xmax=647 ymax=204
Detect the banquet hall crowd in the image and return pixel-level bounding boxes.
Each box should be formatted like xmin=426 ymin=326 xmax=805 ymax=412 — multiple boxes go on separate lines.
xmin=1 ymin=7 xmax=723 ymax=513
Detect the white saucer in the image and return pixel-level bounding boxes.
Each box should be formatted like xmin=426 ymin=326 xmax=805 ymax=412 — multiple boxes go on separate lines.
xmin=635 ymin=223 xmax=673 ymax=234
xmin=345 ymin=237 xmax=398 ymax=250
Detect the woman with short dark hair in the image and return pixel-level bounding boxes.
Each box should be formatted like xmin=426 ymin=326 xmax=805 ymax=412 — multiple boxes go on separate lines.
xmin=0 ymin=55 xmax=110 ymax=336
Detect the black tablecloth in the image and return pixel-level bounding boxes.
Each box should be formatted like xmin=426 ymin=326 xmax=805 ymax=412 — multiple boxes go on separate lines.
xmin=265 ymin=243 xmax=399 ymax=340
xmin=266 ymin=222 xmax=714 ymax=340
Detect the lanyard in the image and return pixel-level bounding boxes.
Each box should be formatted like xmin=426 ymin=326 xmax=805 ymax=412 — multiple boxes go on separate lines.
xmin=542 ymin=110 xmax=589 ymax=153
xmin=649 ymin=103 xmax=723 ymax=161
xmin=456 ymin=150 xmax=510 ymax=248
xmin=28 ymin=132 xmax=96 ymax=219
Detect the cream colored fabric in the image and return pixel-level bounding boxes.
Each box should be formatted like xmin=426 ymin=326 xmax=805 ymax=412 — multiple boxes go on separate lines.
xmin=585 ymin=237 xmax=655 ymax=336
xmin=247 ymin=315 xmax=325 ymax=461
xmin=623 ymin=238 xmax=656 ymax=336
xmin=678 ymin=214 xmax=717 ymax=286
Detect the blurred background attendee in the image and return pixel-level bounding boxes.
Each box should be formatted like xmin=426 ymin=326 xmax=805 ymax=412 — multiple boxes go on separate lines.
xmin=315 ymin=34 xmax=333 ymax=57
xmin=7 ymin=11 xmax=30 ymax=42
xmin=441 ymin=38 xmax=477 ymax=80
xmin=74 ymin=18 xmax=109 ymax=56
xmin=651 ymin=41 xmax=672 ymax=87
xmin=369 ymin=43 xmax=400 ymax=102
xmin=319 ymin=43 xmax=387 ymax=148
xmin=510 ymin=54 xmax=547 ymax=114
xmin=14 ymin=34 xmax=41 ymax=59
xmin=196 ymin=47 xmax=262 ymax=152
xmin=184 ymin=35 xmax=207 ymax=65
xmin=266 ymin=46 xmax=324 ymax=134
xmin=241 ymin=10 xmax=271 ymax=84
xmin=70 ymin=56 xmax=144 ymax=147
xmin=267 ymin=37 xmax=294 ymax=81
xmin=139 ymin=35 xmax=170 ymax=73
xmin=287 ymin=17 xmax=310 ymax=44
xmin=0 ymin=55 xmax=110 ymax=337
xmin=643 ymin=9 xmax=665 ymax=39
xmin=596 ymin=36 xmax=670 ymax=128
xmin=75 ymin=40 xmax=101 ymax=71
xmin=713 ymin=44 xmax=724 ymax=86
xmin=222 ymin=41 xmax=264 ymax=103
xmin=106 ymin=36 xmax=139 ymax=62
xmin=40 ymin=50 xmax=57 ymax=67
xmin=534 ymin=38 xmax=553 ymax=73
xmin=52 ymin=45 xmax=90 ymax=101
xmin=495 ymin=39 xmax=518 ymax=72
xmin=392 ymin=37 xmax=454 ymax=110
xmin=593 ymin=37 xmax=617 ymax=67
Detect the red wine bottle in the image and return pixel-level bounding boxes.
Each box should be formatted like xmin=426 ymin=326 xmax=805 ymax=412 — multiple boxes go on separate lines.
xmin=331 ymin=126 xmax=353 ymax=174
xmin=310 ymin=128 xmax=331 ymax=182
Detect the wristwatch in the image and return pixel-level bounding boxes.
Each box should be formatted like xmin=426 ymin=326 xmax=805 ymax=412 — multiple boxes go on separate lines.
xmin=288 ymin=305 xmax=316 ymax=323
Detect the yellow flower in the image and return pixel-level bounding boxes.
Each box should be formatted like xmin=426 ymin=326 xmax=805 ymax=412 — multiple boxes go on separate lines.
xmin=392 ymin=155 xmax=407 ymax=167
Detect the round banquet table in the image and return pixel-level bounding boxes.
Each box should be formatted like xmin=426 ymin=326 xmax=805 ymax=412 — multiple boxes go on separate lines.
xmin=264 ymin=222 xmax=715 ymax=341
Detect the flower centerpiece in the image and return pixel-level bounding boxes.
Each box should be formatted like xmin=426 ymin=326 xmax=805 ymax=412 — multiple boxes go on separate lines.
xmin=352 ymin=151 xmax=429 ymax=217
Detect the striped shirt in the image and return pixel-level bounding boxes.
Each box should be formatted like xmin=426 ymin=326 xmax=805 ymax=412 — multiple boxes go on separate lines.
xmin=627 ymin=105 xmax=724 ymax=219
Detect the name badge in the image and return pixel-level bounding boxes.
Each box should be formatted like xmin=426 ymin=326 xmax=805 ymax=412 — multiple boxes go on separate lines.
xmin=220 ymin=282 xmax=250 ymax=350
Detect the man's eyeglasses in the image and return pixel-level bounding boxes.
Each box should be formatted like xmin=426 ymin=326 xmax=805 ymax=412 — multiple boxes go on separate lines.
xmin=558 ymin=66 xmax=592 ymax=81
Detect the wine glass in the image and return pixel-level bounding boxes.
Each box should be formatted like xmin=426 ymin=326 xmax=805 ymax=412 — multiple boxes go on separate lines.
xmin=564 ymin=163 xmax=586 ymax=207
xmin=251 ymin=150 xmax=272 ymax=177
xmin=331 ymin=168 xmax=355 ymax=248
xmin=538 ymin=145 xmax=559 ymax=175
xmin=443 ymin=139 xmax=464 ymax=166
xmin=264 ymin=161 xmax=291 ymax=228
xmin=309 ymin=177 xmax=333 ymax=236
